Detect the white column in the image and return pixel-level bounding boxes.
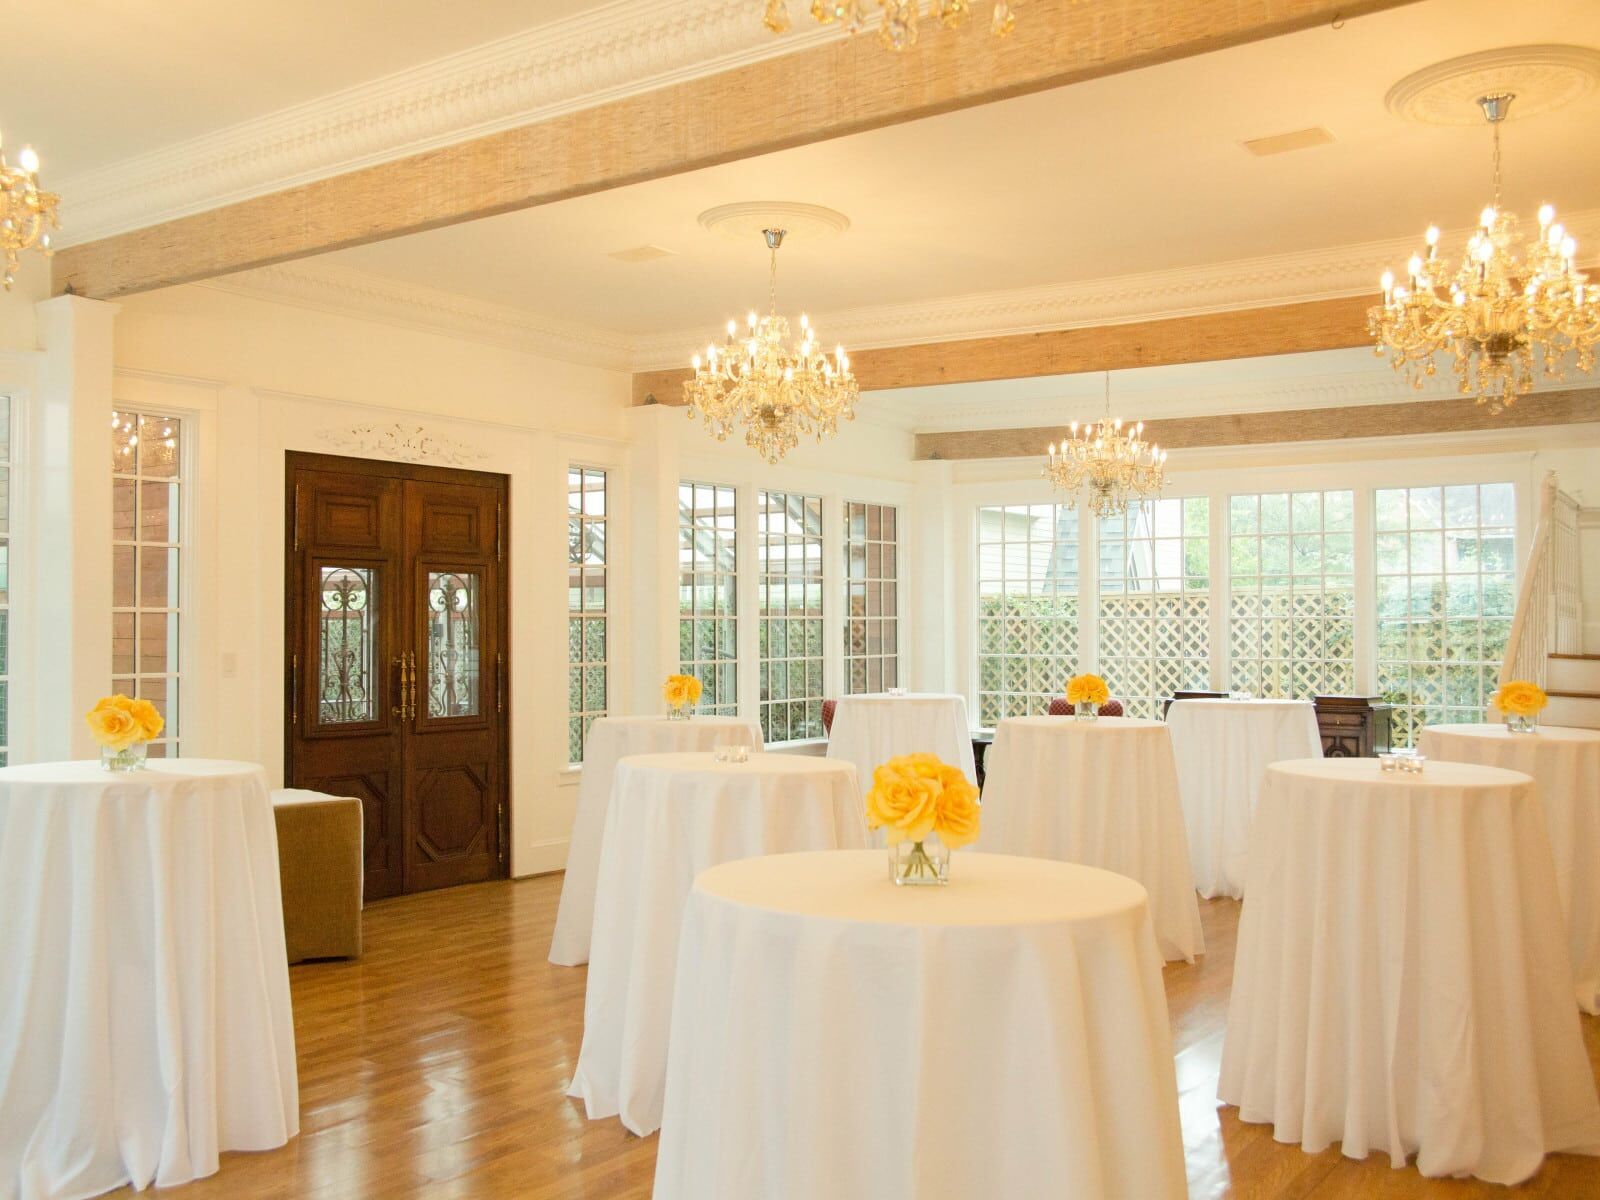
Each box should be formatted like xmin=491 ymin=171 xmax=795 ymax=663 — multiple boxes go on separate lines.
xmin=30 ymin=296 xmax=118 ymax=761
xmin=625 ymin=405 xmax=683 ymax=714
xmin=909 ymin=460 xmax=955 ymax=694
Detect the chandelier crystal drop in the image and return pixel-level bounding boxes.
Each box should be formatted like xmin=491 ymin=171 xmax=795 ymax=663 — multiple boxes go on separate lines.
xmin=684 ymin=228 xmax=859 ymax=465
xmin=0 ymin=125 xmax=60 ymax=290
xmin=763 ymin=0 xmax=1017 ymax=52
xmin=1369 ymin=92 xmax=1599 ymax=414
xmin=1042 ymin=373 xmax=1167 ymax=519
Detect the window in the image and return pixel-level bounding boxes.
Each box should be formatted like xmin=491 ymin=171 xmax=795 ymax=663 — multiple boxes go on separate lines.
xmin=111 ymin=411 xmax=182 ymax=757
xmin=0 ymin=396 xmax=10 ymax=765
xmin=567 ymin=467 xmax=607 ymax=763
xmin=758 ymin=491 xmax=823 ymax=743
xmin=1097 ymin=497 xmax=1210 ymax=719
xmin=1375 ymin=483 xmax=1515 ymax=747
xmin=976 ymin=504 xmax=1079 ymax=726
xmin=844 ymin=502 xmax=899 ymax=694
xmin=678 ymin=482 xmax=738 ymax=716
xmin=1228 ymin=491 xmax=1355 ymax=697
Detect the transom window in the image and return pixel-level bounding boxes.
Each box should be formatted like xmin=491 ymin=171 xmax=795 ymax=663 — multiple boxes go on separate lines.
xmin=678 ymin=482 xmax=738 ymax=716
xmin=111 ymin=410 xmax=182 ymax=757
xmin=567 ymin=467 xmax=607 ymax=764
xmin=758 ymin=491 xmax=824 ymax=744
xmin=1228 ymin=490 xmax=1355 ymax=698
xmin=1097 ymin=497 xmax=1210 ymax=719
xmin=976 ymin=504 xmax=1079 ymax=726
xmin=844 ymin=502 xmax=899 ymax=695
xmin=1375 ymin=483 xmax=1515 ymax=747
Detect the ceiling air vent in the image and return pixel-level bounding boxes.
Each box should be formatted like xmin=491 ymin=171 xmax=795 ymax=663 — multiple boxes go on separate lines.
xmin=1241 ymin=126 xmax=1335 ymax=156
xmin=608 ymin=244 xmax=677 ymax=262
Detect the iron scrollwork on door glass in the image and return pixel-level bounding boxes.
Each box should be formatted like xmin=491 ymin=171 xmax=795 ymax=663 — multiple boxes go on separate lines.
xmin=320 ymin=566 xmax=376 ymax=724
xmin=427 ymin=571 xmax=481 ymax=718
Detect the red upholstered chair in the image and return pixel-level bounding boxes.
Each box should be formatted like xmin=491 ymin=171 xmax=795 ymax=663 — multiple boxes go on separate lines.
xmin=1047 ymin=696 xmax=1124 ymax=717
xmin=821 ymin=699 xmax=837 ymax=736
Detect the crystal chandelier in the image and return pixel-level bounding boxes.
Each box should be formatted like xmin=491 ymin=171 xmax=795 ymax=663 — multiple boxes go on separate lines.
xmin=762 ymin=0 xmax=1016 ymax=53
xmin=1369 ymin=93 xmax=1599 ymax=414
xmin=0 ymin=126 xmax=59 ymax=290
xmin=684 ymin=228 xmax=859 ymax=464
xmin=1042 ymin=373 xmax=1167 ymax=518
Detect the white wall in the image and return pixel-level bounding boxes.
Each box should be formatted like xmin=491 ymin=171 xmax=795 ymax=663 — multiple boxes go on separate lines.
xmin=48 ymin=282 xmax=634 ymax=877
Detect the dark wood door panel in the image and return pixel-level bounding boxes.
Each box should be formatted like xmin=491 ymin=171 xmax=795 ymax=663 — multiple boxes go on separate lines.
xmin=287 ymin=451 xmax=509 ymax=900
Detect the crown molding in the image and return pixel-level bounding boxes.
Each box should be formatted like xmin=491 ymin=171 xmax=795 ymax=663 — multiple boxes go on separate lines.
xmin=196 ymin=262 xmax=636 ymax=370
xmin=53 ymin=0 xmax=841 ymax=246
xmin=631 ymin=208 xmax=1600 ymax=370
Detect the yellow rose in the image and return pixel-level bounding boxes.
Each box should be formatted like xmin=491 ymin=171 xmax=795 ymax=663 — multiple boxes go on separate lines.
xmin=1492 ymin=681 xmax=1547 ymax=718
xmin=865 ymin=762 xmax=939 ymax=844
xmin=663 ymin=673 xmax=703 ymax=709
xmin=1066 ymin=673 xmax=1109 ymax=706
xmin=86 ymin=699 xmax=142 ymax=751
xmin=126 ymin=697 xmax=165 ymax=740
xmin=934 ymin=782 xmax=982 ymax=849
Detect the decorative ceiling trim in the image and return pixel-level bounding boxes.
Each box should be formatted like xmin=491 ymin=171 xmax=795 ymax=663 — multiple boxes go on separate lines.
xmin=316 ymin=422 xmax=491 ymax=466
xmin=197 ymin=263 xmax=636 ymax=370
xmin=630 ymin=207 xmax=1600 ymax=369
xmin=53 ymin=0 xmax=843 ymax=246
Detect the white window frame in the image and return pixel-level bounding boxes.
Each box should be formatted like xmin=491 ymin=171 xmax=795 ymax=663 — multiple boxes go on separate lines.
xmin=843 ymin=500 xmax=901 ymax=695
xmin=757 ymin=489 xmax=825 ymax=745
xmin=567 ymin=464 xmax=609 ymax=764
xmin=679 ymin=480 xmax=740 ymax=717
xmin=974 ymin=502 xmax=1080 ymax=724
xmin=111 ymin=408 xmax=186 ymax=757
xmin=1226 ymin=489 xmax=1357 ymax=698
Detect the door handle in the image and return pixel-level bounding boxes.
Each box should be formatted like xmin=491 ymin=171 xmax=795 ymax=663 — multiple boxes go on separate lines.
xmin=408 ymin=650 xmax=419 ymax=721
xmin=393 ymin=654 xmax=410 ymax=721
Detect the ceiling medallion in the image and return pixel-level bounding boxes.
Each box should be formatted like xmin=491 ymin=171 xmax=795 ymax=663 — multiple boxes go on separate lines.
xmin=684 ymin=227 xmax=858 ymax=464
xmin=763 ymin=0 xmax=1018 ymax=52
xmin=1385 ymin=45 xmax=1600 ymax=127
xmin=0 ymin=126 xmax=59 ymax=289
xmin=1042 ymin=373 xmax=1167 ymax=519
xmin=1369 ymin=92 xmax=1599 ymax=413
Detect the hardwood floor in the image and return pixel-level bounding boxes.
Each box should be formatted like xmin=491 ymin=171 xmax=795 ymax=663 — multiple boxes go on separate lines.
xmin=125 ymin=875 xmax=1600 ymax=1199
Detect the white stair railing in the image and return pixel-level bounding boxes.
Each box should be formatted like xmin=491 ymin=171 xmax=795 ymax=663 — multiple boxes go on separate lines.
xmin=1500 ymin=471 xmax=1583 ymax=689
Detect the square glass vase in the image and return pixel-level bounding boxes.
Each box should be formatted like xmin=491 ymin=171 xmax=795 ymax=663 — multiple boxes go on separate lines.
xmin=1074 ymin=701 xmax=1098 ymax=722
xmin=1505 ymin=714 xmax=1538 ymax=734
xmin=887 ymin=835 xmax=950 ymax=886
xmin=101 ymin=743 xmax=148 ymax=772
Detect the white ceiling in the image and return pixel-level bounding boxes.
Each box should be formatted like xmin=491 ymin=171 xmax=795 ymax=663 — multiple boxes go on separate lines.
xmin=2 ymin=0 xmax=604 ymax=176
xmin=301 ymin=0 xmax=1600 ymax=342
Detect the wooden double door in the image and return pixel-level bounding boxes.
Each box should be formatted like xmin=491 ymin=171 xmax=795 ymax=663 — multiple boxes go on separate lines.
xmin=285 ymin=452 xmax=509 ymax=900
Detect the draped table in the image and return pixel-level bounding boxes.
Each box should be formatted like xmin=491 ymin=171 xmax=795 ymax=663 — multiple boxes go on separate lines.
xmin=653 ymin=851 xmax=1187 ymax=1200
xmin=1164 ymin=698 xmax=1323 ymax=899
xmin=549 ymin=714 xmax=762 ymax=965
xmin=568 ymin=752 xmax=864 ymax=1135
xmin=0 ymin=761 xmax=299 ymax=1199
xmin=1220 ymin=758 xmax=1600 ymax=1184
xmin=826 ymin=693 xmax=978 ymax=787
xmin=1419 ymin=722 xmax=1600 ymax=1014
xmin=975 ymin=716 xmax=1204 ymax=962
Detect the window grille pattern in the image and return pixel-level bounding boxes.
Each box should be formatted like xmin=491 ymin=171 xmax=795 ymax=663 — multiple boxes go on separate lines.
xmin=568 ymin=467 xmax=608 ymax=762
xmin=678 ymin=482 xmax=738 ymax=716
xmin=758 ymin=491 xmax=824 ymax=743
xmin=975 ymin=504 xmax=1079 ymax=726
xmin=844 ymin=501 xmax=899 ymax=694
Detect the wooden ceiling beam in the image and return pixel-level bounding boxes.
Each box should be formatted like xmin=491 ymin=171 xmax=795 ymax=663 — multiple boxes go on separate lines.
xmin=912 ymin=386 xmax=1600 ymax=460
xmin=633 ymin=293 xmax=1378 ymax=404
xmin=53 ymin=0 xmax=1420 ymax=300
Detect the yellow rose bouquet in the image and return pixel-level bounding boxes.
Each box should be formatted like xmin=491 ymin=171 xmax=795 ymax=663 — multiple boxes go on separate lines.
xmin=865 ymin=752 xmax=980 ymax=886
xmin=1065 ymin=673 xmax=1109 ymax=721
xmin=1491 ymin=679 xmax=1547 ymax=734
xmin=86 ymin=694 xmax=165 ymax=771
xmin=663 ymin=673 xmax=704 ymax=721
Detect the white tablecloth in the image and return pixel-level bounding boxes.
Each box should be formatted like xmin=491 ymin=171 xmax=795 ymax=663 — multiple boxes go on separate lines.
xmin=549 ymin=715 xmax=762 ymax=965
xmin=1419 ymin=723 xmax=1600 ymax=1014
xmin=1164 ymin=698 xmax=1323 ymax=899
xmin=654 ymin=851 xmax=1186 ymax=1200
xmin=0 ymin=760 xmax=299 ymax=1199
xmin=826 ymin=693 xmax=977 ymax=786
xmin=568 ymin=752 xmax=864 ymax=1135
xmin=1220 ymin=758 xmax=1600 ymax=1184
xmin=976 ymin=716 xmax=1204 ymax=962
